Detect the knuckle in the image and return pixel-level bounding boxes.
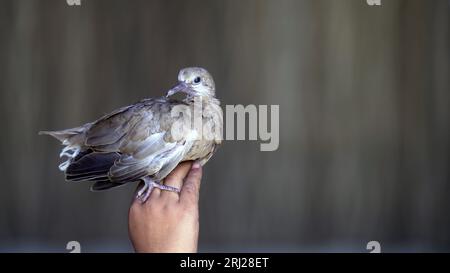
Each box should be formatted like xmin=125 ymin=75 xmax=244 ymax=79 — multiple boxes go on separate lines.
xmin=162 ymin=202 xmax=176 ymax=212
xmin=146 ymin=199 xmax=163 ymax=212
xmin=183 ymin=183 xmax=197 ymax=194
xmin=162 ymin=203 xmax=183 ymax=218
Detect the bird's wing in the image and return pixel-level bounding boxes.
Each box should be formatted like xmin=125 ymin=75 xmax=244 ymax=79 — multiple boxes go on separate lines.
xmin=82 ymin=99 xmax=196 ymax=183
xmin=84 ymin=104 xmax=138 ymax=149
xmin=108 ymin=132 xmax=195 ymax=183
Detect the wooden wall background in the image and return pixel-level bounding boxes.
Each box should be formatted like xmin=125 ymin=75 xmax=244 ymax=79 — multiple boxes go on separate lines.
xmin=0 ymin=0 xmax=448 ymax=252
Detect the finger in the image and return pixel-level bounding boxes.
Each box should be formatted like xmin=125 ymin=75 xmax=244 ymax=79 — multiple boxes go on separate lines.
xmin=179 ymin=163 xmax=202 ymax=205
xmin=160 ymin=162 xmax=193 ymax=199
xmin=149 ymin=185 xmax=161 ymax=200
xmin=164 ymin=161 xmax=193 ymax=188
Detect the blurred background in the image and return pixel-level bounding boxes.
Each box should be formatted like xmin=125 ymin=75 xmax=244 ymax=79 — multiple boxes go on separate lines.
xmin=0 ymin=0 xmax=449 ymax=252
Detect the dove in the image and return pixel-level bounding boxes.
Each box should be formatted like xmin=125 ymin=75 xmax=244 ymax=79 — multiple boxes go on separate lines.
xmin=40 ymin=67 xmax=223 ymax=202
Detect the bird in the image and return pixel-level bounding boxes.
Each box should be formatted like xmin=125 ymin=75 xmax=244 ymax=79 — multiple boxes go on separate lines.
xmin=40 ymin=67 xmax=223 ymax=202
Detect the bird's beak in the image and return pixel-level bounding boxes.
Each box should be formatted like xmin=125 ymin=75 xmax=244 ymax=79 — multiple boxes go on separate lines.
xmin=166 ymin=82 xmax=193 ymax=97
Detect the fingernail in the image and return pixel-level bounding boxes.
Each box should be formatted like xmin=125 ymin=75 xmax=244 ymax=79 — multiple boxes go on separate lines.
xmin=192 ymin=163 xmax=201 ymax=169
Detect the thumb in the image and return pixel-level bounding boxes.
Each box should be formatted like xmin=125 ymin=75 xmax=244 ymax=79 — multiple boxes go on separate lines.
xmin=179 ymin=163 xmax=202 ymax=205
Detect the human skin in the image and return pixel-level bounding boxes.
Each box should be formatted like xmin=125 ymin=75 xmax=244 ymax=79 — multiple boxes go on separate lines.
xmin=128 ymin=161 xmax=202 ymax=253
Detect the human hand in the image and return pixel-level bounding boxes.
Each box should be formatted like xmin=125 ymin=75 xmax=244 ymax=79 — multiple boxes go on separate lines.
xmin=128 ymin=161 xmax=202 ymax=253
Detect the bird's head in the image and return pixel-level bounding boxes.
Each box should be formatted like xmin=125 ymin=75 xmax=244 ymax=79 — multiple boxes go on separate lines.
xmin=167 ymin=67 xmax=216 ymax=99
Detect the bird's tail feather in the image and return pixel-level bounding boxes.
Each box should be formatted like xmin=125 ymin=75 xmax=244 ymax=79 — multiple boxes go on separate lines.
xmin=39 ymin=126 xmax=85 ymax=144
xmin=40 ymin=125 xmax=90 ymax=171
xmin=90 ymin=181 xmax=126 ymax=192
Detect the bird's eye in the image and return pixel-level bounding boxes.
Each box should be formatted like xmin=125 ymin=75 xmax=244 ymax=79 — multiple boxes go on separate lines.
xmin=193 ymin=77 xmax=201 ymax=84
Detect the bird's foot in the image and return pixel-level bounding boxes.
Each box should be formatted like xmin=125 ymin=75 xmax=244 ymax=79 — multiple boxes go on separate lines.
xmin=153 ymin=183 xmax=181 ymax=193
xmin=136 ymin=177 xmax=180 ymax=203
xmin=136 ymin=182 xmax=151 ymax=202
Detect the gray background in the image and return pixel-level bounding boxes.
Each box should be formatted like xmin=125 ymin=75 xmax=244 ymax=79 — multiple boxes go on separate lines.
xmin=0 ymin=0 xmax=449 ymax=252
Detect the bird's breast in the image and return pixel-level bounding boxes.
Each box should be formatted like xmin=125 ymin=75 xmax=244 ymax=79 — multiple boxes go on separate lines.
xmin=185 ymin=139 xmax=216 ymax=161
